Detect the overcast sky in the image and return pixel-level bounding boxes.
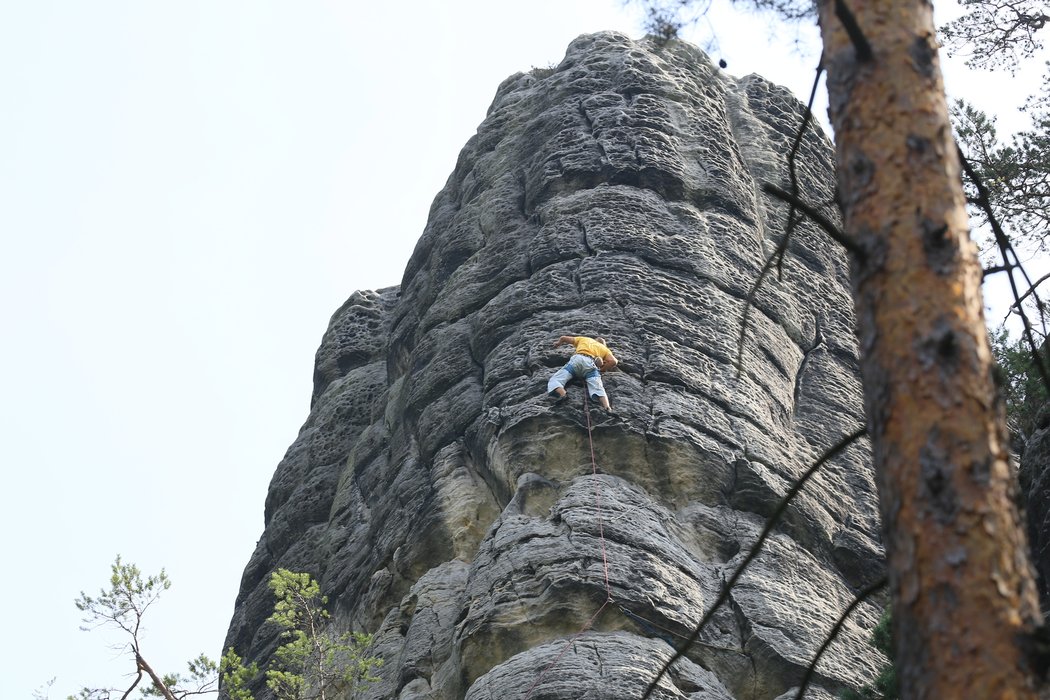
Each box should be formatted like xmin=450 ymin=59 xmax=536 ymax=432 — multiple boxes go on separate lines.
xmin=2 ymin=2 xmax=1043 ymax=698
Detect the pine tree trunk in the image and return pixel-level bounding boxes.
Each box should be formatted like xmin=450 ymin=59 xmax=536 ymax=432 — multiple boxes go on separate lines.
xmin=814 ymin=1 xmax=1042 ymax=697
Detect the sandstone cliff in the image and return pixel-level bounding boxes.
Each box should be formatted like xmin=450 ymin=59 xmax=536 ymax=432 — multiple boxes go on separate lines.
xmin=224 ymin=32 xmax=885 ymax=699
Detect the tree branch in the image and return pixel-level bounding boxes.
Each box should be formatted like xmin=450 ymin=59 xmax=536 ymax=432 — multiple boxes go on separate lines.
xmin=791 ymin=576 xmax=888 ymax=700
xmin=835 ymin=0 xmax=874 ymax=60
xmin=118 ymin=670 xmax=143 ymax=700
xmin=1005 ymin=270 xmax=1050 ymax=317
xmin=641 ymin=426 xmax=867 ymax=699
xmin=737 ymin=58 xmax=825 ymax=375
xmin=776 ymin=55 xmax=827 ymax=280
xmin=736 ymin=225 xmax=793 ymax=375
xmin=136 ymin=652 xmax=179 ymax=700
xmin=959 ymin=146 xmax=1050 ymax=395
xmin=762 ymin=183 xmax=864 ymax=257
xmin=984 ymin=262 xmax=1018 ymax=277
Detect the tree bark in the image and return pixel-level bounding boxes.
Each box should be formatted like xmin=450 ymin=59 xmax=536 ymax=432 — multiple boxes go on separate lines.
xmin=815 ymin=1 xmax=1042 ymax=697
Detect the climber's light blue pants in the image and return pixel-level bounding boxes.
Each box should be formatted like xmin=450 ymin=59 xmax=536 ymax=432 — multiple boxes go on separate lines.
xmin=547 ymin=354 xmax=606 ymax=398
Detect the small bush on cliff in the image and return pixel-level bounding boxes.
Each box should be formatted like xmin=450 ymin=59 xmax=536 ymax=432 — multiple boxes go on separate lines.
xmin=529 ymin=62 xmax=558 ymax=78
xmin=252 ymin=568 xmax=382 ymax=700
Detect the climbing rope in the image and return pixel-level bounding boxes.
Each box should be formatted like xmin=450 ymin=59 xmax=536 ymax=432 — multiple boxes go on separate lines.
xmin=585 ymin=392 xmax=613 ymax=601
xmin=522 ymin=393 xmax=733 ymax=696
xmin=522 ymin=392 xmax=613 ymax=699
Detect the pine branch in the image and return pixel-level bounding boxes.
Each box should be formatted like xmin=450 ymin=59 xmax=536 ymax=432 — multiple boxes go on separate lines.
xmin=960 ymin=146 xmax=1050 ymax=396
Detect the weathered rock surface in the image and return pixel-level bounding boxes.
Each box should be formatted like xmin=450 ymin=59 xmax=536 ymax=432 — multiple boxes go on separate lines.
xmin=224 ymin=32 xmax=885 ymax=699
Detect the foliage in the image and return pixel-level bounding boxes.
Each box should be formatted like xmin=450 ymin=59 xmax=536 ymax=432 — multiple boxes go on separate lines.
xmin=219 ymin=649 xmax=258 ymax=700
xmin=72 ymin=557 xmax=217 ymax=700
xmin=952 ymin=93 xmax=1050 ymax=253
xmin=75 ymin=556 xmax=170 ymax=639
xmin=841 ymin=608 xmax=898 ymax=700
xmin=73 ymin=559 xmax=379 ymax=700
xmin=32 ymin=678 xmax=56 ymax=700
xmin=636 ymin=0 xmax=813 ymax=46
xmin=139 ymin=655 xmax=218 ymax=699
xmin=941 ymin=0 xmax=1050 ymax=72
xmin=529 ymin=63 xmax=558 ymax=79
xmin=991 ymin=324 xmax=1050 ymax=442
xmin=945 ymin=3 xmax=1050 ymax=456
xmin=260 ymin=569 xmax=382 ymax=700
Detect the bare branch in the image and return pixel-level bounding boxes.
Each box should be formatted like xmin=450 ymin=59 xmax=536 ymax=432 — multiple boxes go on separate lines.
xmin=1005 ymin=270 xmax=1050 ymax=319
xmin=776 ymin=54 xmax=827 ymax=279
xmin=641 ymin=426 xmax=867 ymax=698
xmin=737 ymin=56 xmax=832 ymax=375
xmin=118 ymin=668 xmax=143 ymax=700
xmin=736 ymin=220 xmax=795 ymax=374
xmin=762 ymin=183 xmax=864 ymax=256
xmin=984 ymin=263 xmax=1019 ymax=277
xmin=791 ymin=576 xmax=888 ymax=700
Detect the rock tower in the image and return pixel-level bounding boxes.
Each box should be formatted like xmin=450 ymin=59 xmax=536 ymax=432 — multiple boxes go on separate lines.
xmin=224 ymin=32 xmax=885 ymax=700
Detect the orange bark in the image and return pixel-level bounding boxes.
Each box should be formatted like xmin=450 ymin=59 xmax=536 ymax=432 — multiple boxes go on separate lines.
xmin=815 ymin=1 xmax=1042 ymax=697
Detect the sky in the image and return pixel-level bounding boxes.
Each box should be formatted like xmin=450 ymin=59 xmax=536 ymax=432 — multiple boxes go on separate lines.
xmin=1 ymin=2 xmax=1044 ymax=698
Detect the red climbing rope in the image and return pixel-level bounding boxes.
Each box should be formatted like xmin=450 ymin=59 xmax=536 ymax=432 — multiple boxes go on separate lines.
xmin=522 ymin=393 xmax=612 ymax=699
xmin=520 ymin=601 xmax=611 ymax=699
xmin=584 ymin=392 xmax=613 ymax=600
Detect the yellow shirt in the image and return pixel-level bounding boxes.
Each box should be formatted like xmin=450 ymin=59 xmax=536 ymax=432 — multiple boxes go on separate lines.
xmin=573 ymin=337 xmax=612 ymax=361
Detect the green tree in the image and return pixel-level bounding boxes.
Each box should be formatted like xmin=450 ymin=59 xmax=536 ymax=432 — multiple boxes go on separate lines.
xmin=73 ymin=560 xmax=378 ymax=700
xmin=952 ymin=90 xmax=1050 ymax=254
xmin=217 ymin=649 xmax=258 ymax=700
xmin=943 ymin=1 xmax=1050 ymax=264
xmin=942 ymin=2 xmax=1050 ymax=461
xmin=72 ymin=556 xmax=218 ymax=700
xmin=258 ymin=569 xmax=381 ymax=700
xmin=941 ymin=0 xmax=1050 ymax=72
xmin=991 ymin=324 xmax=1050 ymax=444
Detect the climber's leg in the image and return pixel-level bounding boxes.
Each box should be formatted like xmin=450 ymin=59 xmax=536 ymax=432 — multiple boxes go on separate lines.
xmin=547 ymin=365 xmax=572 ymax=398
xmin=584 ymin=372 xmax=611 ymax=411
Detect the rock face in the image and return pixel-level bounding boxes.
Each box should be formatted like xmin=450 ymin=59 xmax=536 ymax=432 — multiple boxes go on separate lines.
xmin=224 ymin=32 xmax=885 ymax=699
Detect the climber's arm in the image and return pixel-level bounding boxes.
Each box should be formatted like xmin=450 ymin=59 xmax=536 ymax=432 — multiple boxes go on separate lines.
xmin=552 ymin=335 xmax=576 ymax=348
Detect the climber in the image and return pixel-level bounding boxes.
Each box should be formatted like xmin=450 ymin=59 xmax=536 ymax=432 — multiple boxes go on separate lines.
xmin=547 ymin=335 xmax=618 ymax=412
